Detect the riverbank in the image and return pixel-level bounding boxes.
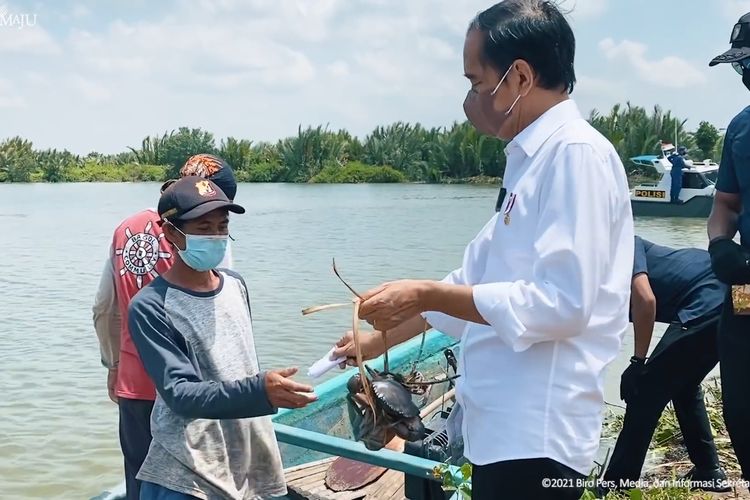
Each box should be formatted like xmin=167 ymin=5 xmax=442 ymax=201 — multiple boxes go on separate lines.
xmin=593 ymin=376 xmax=747 ymax=500
xmin=0 ymin=172 xmax=658 ymax=186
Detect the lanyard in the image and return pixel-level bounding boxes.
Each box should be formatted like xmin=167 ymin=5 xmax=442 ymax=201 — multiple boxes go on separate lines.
xmin=495 ymin=187 xmax=507 ymax=212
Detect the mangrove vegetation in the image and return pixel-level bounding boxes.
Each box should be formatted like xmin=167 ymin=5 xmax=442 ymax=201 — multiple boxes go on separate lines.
xmin=0 ymin=103 xmax=726 ymax=184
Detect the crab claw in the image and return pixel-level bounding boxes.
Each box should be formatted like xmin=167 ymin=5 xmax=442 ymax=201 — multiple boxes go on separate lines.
xmin=347 ymin=394 xmax=388 ymax=451
xmin=347 ymin=373 xmax=364 ymax=394
xmin=364 ymin=364 xmax=379 ymax=378
xmin=392 ymin=416 xmax=426 ymax=442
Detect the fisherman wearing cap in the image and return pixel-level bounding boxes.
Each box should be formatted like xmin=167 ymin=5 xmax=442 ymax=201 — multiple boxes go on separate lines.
xmin=707 ymin=11 xmax=750 ymax=485
xmin=91 ymin=154 xmax=238 ymax=500
xmin=128 ymin=176 xmax=317 ymax=499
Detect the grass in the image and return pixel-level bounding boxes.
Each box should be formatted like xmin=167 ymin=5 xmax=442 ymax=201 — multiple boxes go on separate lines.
xmin=585 ymin=376 xmax=744 ymax=499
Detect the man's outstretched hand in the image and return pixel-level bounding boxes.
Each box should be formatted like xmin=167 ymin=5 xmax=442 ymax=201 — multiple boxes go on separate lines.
xmin=265 ymin=367 xmax=317 ymax=409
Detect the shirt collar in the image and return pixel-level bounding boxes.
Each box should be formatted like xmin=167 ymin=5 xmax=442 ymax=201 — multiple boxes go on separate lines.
xmin=505 ymin=99 xmax=582 ymax=158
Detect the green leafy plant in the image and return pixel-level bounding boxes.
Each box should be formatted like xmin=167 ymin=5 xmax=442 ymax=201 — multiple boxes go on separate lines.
xmin=433 ymin=462 xmax=472 ymax=499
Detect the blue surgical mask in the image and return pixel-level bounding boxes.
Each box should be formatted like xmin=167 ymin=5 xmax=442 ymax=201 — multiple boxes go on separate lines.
xmin=173 ymin=226 xmax=228 ymax=272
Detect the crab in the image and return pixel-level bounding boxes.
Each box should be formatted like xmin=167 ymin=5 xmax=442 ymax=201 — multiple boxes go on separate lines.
xmin=302 ymin=259 xmax=459 ymax=451
xmin=346 ymin=366 xmax=426 ymax=450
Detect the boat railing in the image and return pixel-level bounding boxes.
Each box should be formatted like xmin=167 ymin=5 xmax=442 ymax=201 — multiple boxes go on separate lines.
xmin=274 ymin=422 xmax=464 ymax=499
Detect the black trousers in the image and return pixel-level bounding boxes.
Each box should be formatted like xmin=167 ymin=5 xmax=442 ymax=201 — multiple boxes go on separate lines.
xmin=719 ymin=295 xmax=750 ymax=480
xmin=603 ymin=318 xmax=720 ymax=486
xmin=472 ymin=458 xmax=586 ymax=500
xmin=119 ymin=398 xmax=155 ymax=500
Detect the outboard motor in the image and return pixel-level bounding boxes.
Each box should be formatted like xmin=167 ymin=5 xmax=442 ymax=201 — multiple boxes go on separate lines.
xmin=403 ymin=404 xmax=465 ymax=500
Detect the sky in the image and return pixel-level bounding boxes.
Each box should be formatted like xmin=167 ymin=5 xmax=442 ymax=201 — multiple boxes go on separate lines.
xmin=1 ymin=0 xmax=750 ymax=155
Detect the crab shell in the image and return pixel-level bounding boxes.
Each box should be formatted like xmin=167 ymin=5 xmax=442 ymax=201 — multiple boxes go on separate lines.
xmin=370 ymin=377 xmax=421 ymax=420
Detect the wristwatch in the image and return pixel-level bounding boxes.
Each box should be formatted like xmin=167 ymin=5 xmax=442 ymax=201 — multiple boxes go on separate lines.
xmin=629 ymin=355 xmax=646 ymax=365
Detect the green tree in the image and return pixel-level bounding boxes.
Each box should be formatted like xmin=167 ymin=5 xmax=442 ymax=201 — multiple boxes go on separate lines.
xmin=129 ymin=128 xmax=217 ymax=177
xmin=0 ymin=137 xmax=36 ymax=182
xmin=430 ymin=121 xmax=506 ymax=180
xmin=588 ymin=102 xmax=693 ymax=176
xmin=128 ymin=133 xmax=169 ymax=166
xmin=692 ymin=121 xmax=720 ymax=161
xmin=161 ymin=127 xmax=217 ymax=177
xmin=714 ymin=133 xmax=726 ymax=163
xmin=36 ymin=149 xmax=81 ymax=182
xmin=277 ymin=125 xmax=350 ymax=182
xmin=362 ymin=122 xmax=428 ymax=179
xmin=219 ymin=137 xmax=254 ymax=171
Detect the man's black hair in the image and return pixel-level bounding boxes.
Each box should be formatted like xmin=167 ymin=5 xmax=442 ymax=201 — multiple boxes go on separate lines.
xmin=469 ymin=0 xmax=576 ymax=93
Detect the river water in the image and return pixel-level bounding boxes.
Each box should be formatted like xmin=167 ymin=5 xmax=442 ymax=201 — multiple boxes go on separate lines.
xmin=0 ymin=183 xmax=713 ymax=499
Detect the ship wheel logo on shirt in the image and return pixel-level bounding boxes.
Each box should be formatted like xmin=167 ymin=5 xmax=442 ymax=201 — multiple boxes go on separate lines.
xmin=115 ymin=220 xmax=172 ymax=289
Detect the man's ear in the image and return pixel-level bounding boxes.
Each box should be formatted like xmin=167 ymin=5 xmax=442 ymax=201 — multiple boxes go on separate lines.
xmin=162 ymin=221 xmax=180 ymax=248
xmin=513 ymin=59 xmax=536 ymax=97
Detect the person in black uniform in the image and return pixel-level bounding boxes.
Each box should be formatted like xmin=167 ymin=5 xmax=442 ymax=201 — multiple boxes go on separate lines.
xmin=708 ymin=11 xmax=750 ymax=486
xmin=668 ymin=146 xmax=688 ymax=204
xmin=601 ymin=236 xmax=730 ymax=493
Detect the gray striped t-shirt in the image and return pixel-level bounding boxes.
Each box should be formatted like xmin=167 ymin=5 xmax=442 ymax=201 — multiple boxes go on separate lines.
xmin=128 ymin=269 xmax=286 ymax=499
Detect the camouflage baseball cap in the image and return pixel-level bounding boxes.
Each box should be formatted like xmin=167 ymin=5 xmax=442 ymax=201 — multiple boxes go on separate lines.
xmin=180 ymin=154 xmax=237 ymax=200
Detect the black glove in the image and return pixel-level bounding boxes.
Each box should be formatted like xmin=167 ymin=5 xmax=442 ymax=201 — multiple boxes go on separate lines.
xmin=708 ymin=237 xmax=750 ymax=285
xmin=620 ymin=356 xmax=646 ymax=404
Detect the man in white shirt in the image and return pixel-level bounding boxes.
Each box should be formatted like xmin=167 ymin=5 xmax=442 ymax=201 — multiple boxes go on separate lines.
xmin=332 ymin=1 xmax=634 ymax=498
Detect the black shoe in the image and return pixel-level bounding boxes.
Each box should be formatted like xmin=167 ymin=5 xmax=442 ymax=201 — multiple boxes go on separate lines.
xmin=682 ymin=466 xmax=732 ymax=492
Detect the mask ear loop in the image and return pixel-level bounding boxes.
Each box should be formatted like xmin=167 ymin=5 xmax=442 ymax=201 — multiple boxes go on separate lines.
xmin=505 ymin=94 xmax=522 ymax=116
xmin=490 ymin=65 xmax=513 ymax=96
xmin=505 ymin=75 xmax=535 ymax=116
xmin=163 ymin=219 xmax=186 ymax=250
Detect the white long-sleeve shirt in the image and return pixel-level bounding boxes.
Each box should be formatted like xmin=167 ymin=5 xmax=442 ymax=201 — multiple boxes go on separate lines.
xmin=424 ymin=99 xmax=634 ymax=475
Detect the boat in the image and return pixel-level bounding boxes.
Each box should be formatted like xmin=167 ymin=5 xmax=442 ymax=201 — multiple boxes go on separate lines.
xmin=93 ymin=330 xmax=466 ymax=500
xmin=629 ymin=145 xmax=719 ymax=218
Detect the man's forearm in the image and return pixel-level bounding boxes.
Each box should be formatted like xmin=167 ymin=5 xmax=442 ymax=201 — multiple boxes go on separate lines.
xmin=632 ymin=312 xmax=655 ymax=359
xmin=383 ymin=313 xmax=435 ymax=348
xmin=708 ymin=202 xmax=739 ymax=241
xmin=164 ymin=374 xmax=275 ymax=419
xmin=93 ymin=256 xmax=121 ymax=369
xmin=423 ymin=282 xmax=488 ymax=325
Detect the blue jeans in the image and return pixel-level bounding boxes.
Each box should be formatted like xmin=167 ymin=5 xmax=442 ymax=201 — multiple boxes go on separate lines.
xmin=140 ymin=482 xmax=199 ymax=500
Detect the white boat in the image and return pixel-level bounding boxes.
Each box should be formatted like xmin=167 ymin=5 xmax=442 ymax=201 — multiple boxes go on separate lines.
xmin=629 ymin=146 xmax=719 ymax=218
